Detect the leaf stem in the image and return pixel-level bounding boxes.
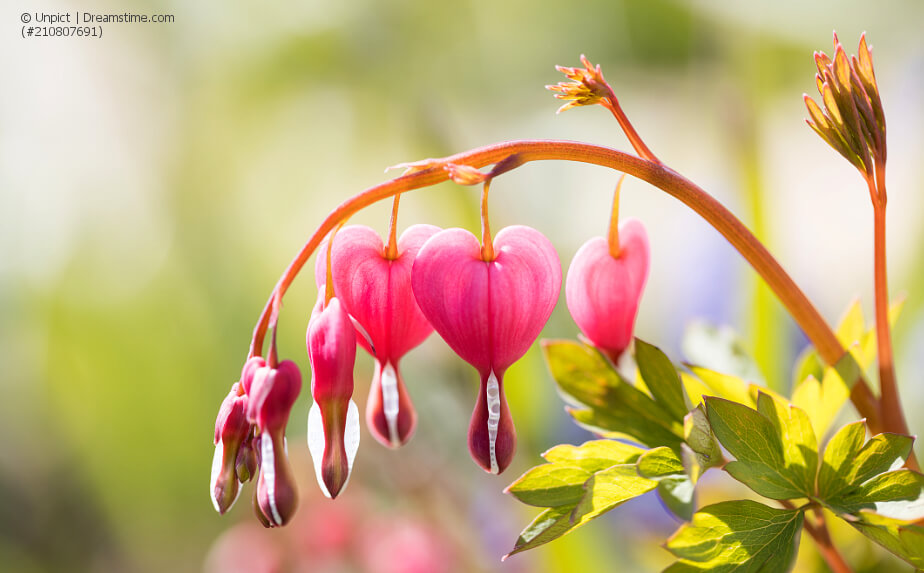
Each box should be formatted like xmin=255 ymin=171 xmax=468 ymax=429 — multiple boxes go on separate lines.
xmin=246 ymin=139 xmax=878 ymax=429
xmin=780 ymin=501 xmax=852 ymax=573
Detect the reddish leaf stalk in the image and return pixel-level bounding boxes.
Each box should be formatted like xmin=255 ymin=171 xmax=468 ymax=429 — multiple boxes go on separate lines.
xmin=607 ymin=174 xmax=626 ymax=258
xmin=246 ymin=139 xmax=879 ymax=429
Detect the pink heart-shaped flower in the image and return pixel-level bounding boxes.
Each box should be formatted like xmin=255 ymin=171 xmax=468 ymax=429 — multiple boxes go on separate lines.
xmin=316 ymin=224 xmax=440 ymax=448
xmin=412 ymin=225 xmax=561 ymax=474
xmin=565 ymin=217 xmax=649 ymax=362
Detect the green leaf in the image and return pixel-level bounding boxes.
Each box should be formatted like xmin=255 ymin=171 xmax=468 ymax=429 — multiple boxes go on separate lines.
xmin=638 ymin=446 xmax=685 ymax=478
xmin=792 ymin=346 xmax=824 ymax=391
xmin=505 ymin=463 xmax=657 ymax=558
xmin=543 ymin=340 xmax=683 ymax=449
xmin=687 ymin=366 xmax=753 ymax=407
xmin=791 ymin=365 xmax=849 ymax=439
xmin=682 ymin=405 xmax=723 ymax=483
xmin=681 ymin=321 xmax=765 ymax=386
xmin=504 ymin=505 xmax=575 ymax=559
xmin=756 ymin=391 xmax=817 ymax=495
xmin=657 ymin=476 xmax=695 ymax=522
xmin=704 ymin=397 xmax=808 ymax=500
xmin=506 ymin=465 xmax=592 ymax=507
xmin=542 ymin=439 xmax=646 ymax=473
xmin=505 ymin=440 xmax=658 ymax=557
xmin=570 ymin=464 xmax=657 ymax=524
xmin=817 ymin=420 xmax=868 ymax=498
xmin=849 ymin=512 xmax=924 ymax=569
xmin=664 ymin=500 xmax=803 ymax=572
xmin=829 ymin=470 xmax=924 ymax=519
xmin=835 ymin=299 xmax=865 ymax=349
xmin=638 ymin=446 xmax=695 ymax=521
xmin=508 ymin=439 xmax=648 ymax=507
xmin=635 ymin=339 xmax=688 ymax=422
xmin=818 ymin=421 xmax=924 ymax=521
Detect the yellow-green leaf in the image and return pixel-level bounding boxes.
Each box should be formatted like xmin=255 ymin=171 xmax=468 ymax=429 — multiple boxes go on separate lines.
xmin=542 ymin=439 xmax=646 ymax=473
xmin=664 ymin=500 xmax=803 ymax=572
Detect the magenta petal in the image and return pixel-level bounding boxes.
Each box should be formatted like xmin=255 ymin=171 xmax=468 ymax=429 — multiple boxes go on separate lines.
xmin=366 ymin=360 xmax=417 ymax=448
xmin=306 ymin=298 xmax=356 ymax=403
xmin=565 ymin=218 xmax=649 ymax=361
xmin=468 ymin=371 xmax=516 ymax=474
xmin=315 ymin=224 xmax=439 ymax=361
xmin=411 ymin=225 xmax=562 ymax=377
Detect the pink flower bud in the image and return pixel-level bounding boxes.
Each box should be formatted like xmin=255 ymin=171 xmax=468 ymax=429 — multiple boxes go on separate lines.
xmin=248 ymin=361 xmax=302 ymax=526
xmin=306 ymin=297 xmax=361 ymax=498
xmin=411 ymin=226 xmax=561 ymax=474
xmin=240 ymin=356 xmax=266 ymax=397
xmin=566 ymin=218 xmax=649 ymax=362
xmin=316 ymin=224 xmax=439 ymax=448
xmin=210 ymin=384 xmax=250 ymax=514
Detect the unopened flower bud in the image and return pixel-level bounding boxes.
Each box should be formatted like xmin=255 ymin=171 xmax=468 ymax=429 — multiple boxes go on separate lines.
xmin=306 ymin=297 xmax=361 ymax=498
xmin=248 ymin=361 xmax=302 ymax=526
xmin=412 ymin=226 xmax=561 ymax=474
xmin=210 ymin=383 xmax=250 ymax=514
xmin=566 ymin=218 xmax=650 ymax=363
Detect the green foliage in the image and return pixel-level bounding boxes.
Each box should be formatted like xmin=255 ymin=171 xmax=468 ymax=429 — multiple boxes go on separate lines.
xmin=516 ymin=333 xmax=923 ymax=569
xmin=817 ymin=422 xmax=922 ymax=520
xmin=663 ymin=500 xmax=803 ymax=572
xmin=504 ymin=440 xmax=656 ymax=558
xmin=705 ymin=395 xmax=813 ymax=499
xmin=542 ymin=340 xmax=684 ymax=450
xmin=849 ymin=512 xmax=924 ymax=568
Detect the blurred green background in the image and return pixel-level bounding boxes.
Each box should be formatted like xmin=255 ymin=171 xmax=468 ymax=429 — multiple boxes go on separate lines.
xmin=2 ymin=0 xmax=924 ymax=571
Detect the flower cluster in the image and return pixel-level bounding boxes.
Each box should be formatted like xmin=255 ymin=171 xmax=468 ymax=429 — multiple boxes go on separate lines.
xmin=210 ymin=202 xmax=651 ymax=523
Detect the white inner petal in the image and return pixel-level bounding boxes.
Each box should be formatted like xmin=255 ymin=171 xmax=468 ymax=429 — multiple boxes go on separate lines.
xmin=260 ymin=434 xmax=283 ymax=525
xmin=209 ymin=440 xmax=224 ymax=512
xmin=381 ymin=362 xmax=401 ymax=446
xmin=486 ymin=370 xmax=501 ymax=474
xmin=342 ymin=400 xmax=361 ymax=491
xmin=306 ymin=402 xmax=332 ymax=498
xmin=349 ymin=314 xmax=376 ymax=356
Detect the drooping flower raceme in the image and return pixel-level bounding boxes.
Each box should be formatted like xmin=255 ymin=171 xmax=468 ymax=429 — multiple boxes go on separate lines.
xmin=315 ymin=224 xmax=440 ymax=448
xmin=247 ymin=359 xmax=302 ymax=527
xmin=412 ymin=225 xmax=562 ymax=474
xmin=306 ymin=296 xmax=361 ymax=498
xmin=566 ymin=217 xmax=649 ymax=362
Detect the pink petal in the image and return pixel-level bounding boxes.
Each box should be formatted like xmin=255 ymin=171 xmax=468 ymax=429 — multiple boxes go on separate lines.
xmin=316 ymin=225 xmax=439 ymax=361
xmin=411 ymin=225 xmax=562 ymax=377
xmin=565 ymin=218 xmax=649 ymax=361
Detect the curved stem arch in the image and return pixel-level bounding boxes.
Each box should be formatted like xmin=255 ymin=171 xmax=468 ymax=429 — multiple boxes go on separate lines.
xmin=250 ymin=139 xmax=883 ymax=433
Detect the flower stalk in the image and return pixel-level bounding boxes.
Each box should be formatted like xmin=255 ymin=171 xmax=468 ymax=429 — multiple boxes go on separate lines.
xmin=246 ymin=138 xmax=880 ymax=432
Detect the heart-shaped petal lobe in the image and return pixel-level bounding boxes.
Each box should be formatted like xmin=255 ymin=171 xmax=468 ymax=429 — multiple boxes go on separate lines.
xmin=411 ymin=225 xmax=562 ymax=377
xmin=565 ymin=218 xmax=649 ymax=362
xmin=412 ymin=225 xmax=561 ymax=473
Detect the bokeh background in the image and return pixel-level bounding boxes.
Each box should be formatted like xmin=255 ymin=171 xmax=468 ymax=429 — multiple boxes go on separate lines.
xmin=2 ymin=0 xmax=923 ymax=571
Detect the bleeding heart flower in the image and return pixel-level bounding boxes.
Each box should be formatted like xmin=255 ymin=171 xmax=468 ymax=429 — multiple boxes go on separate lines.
xmin=566 ymin=217 xmax=649 ymax=362
xmin=411 ymin=225 xmax=561 ymax=474
xmin=316 ymin=224 xmax=440 ymax=448
xmin=248 ymin=360 xmax=302 ymax=527
xmin=306 ymin=296 xmax=361 ymax=498
xmin=210 ymin=383 xmax=250 ymax=514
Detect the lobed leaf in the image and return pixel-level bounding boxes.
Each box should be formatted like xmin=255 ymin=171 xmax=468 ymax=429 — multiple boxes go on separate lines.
xmin=505 ymin=440 xmax=658 ymax=557
xmin=664 ymin=500 xmax=803 ymax=572
xmin=543 ymin=340 xmax=683 ymax=449
xmin=704 ymin=397 xmax=808 ymax=500
xmin=848 ymin=512 xmax=924 ymax=569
